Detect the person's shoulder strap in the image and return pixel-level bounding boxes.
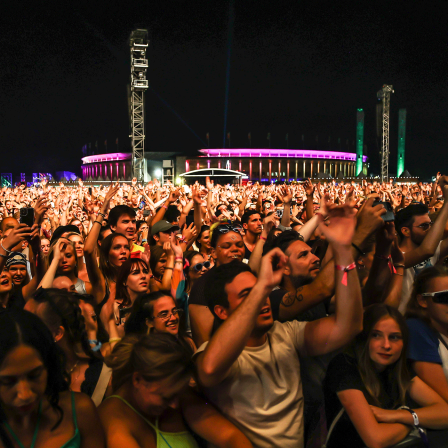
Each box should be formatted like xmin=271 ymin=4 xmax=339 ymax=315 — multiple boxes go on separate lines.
xmin=106 ymin=395 xmax=158 ymax=431
xmin=91 ymin=363 xmax=112 ymax=407
xmin=322 ymin=407 xmax=344 ymax=448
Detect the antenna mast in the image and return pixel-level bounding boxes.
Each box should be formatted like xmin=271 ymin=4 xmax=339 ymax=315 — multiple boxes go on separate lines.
xmin=129 ymin=29 xmax=149 ymax=181
xmin=377 ymin=84 xmax=394 ymax=182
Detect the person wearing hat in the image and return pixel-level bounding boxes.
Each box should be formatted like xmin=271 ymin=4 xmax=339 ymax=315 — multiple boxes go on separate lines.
xmin=150 ymin=220 xmax=179 ymax=247
xmin=5 ymin=250 xmax=43 ymax=304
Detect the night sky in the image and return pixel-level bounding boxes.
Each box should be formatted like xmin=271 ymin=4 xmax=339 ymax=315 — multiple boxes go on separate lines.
xmin=1 ymin=1 xmax=447 ymax=180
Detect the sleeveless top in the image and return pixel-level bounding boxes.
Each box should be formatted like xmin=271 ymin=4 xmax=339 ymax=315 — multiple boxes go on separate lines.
xmin=107 ymin=395 xmax=198 ymax=448
xmin=4 ymin=391 xmax=81 ymax=448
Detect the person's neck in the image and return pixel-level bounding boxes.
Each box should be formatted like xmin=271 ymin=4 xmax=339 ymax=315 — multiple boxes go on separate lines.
xmin=246 ymin=332 xmax=267 ymax=348
xmin=200 ymin=247 xmax=212 ymax=256
xmin=399 ymin=237 xmax=418 ymax=253
xmin=117 ymin=382 xmax=156 ymax=422
xmin=0 ymin=292 xmax=10 ymax=308
xmin=283 ymin=276 xmax=296 ymax=295
xmin=128 ymin=290 xmax=139 ymax=305
xmin=243 ymin=232 xmax=258 ymax=245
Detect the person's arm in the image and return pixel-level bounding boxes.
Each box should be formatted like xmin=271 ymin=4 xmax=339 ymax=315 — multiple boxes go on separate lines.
xmin=255 ymin=191 xmax=263 ymax=214
xmin=191 ymin=185 xmax=203 ymax=234
xmin=75 ymin=392 xmax=106 ymax=448
xmin=280 ymin=186 xmax=292 ymax=228
xmin=180 ymin=388 xmax=253 ymax=448
xmin=403 ymin=177 xmax=448 ymax=268
xmin=370 ymin=375 xmax=448 ymax=430
xmin=304 ymin=179 xmax=315 ymax=221
xmin=84 ymin=184 xmax=119 ymax=303
xmin=248 ymin=213 xmax=275 ymax=274
xmin=383 ymin=239 xmax=405 ymax=308
xmin=304 ymin=203 xmax=363 ymax=356
xmin=196 ymin=248 xmax=287 ymax=388
xmin=179 ymin=198 xmax=194 ymax=230
xmin=0 ymin=224 xmax=34 ymax=272
xmin=189 ymin=304 xmax=214 ymax=347
xmin=412 ymin=361 xmax=448 ymax=403
xmin=338 ymin=389 xmax=411 ymax=448
xmin=98 ymin=403 xmax=138 ymax=448
xmin=151 ymin=189 xmax=180 ymax=228
xmin=362 ymin=222 xmax=394 ymax=306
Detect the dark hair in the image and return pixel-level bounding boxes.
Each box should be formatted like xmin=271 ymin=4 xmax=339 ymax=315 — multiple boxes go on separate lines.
xmin=107 ymin=333 xmax=194 ymax=391
xmin=33 ymin=288 xmax=99 ymax=361
xmin=241 ymin=210 xmax=261 ymax=226
xmin=0 ymin=309 xmax=69 ymax=439
xmin=165 ymin=205 xmax=180 ymax=223
xmin=98 ymin=225 xmax=111 ymax=243
xmin=395 ymin=203 xmax=429 ymax=240
xmin=183 ymin=250 xmax=204 ymax=292
xmin=149 ymin=245 xmax=166 ymax=279
xmin=405 ymin=265 xmax=448 ymax=326
xmin=124 ymin=291 xmax=169 ymax=335
xmin=210 ymin=224 xmax=243 ymax=249
xmin=99 ymin=233 xmax=129 ymax=284
xmin=265 ymin=229 xmax=304 ymax=255
xmin=204 ymin=261 xmax=252 ymax=320
xmin=116 ymin=258 xmax=150 ymax=307
xmin=196 ymin=225 xmax=210 ymax=248
xmin=353 ymin=304 xmax=411 ymax=408
xmin=108 ymin=205 xmax=136 ymax=227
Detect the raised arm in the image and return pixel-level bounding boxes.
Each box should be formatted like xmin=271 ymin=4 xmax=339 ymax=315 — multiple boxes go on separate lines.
xmin=84 ymin=183 xmax=119 ymax=303
xmin=304 ymin=202 xmax=363 ymax=356
xmin=248 ymin=213 xmax=275 ymax=274
xmin=403 ymin=177 xmax=448 ymax=267
xmin=196 ymin=248 xmax=287 ymax=388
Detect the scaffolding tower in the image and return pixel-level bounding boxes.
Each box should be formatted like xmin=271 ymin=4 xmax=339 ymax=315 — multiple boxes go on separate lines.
xmin=397 ymin=108 xmax=407 ymax=178
xmin=377 ymin=85 xmax=394 ymax=182
xmin=129 ymin=29 xmax=149 ymax=181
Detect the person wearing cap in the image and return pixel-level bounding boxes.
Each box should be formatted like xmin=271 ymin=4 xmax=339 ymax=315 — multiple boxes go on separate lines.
xmin=150 ymin=220 xmax=179 ymax=247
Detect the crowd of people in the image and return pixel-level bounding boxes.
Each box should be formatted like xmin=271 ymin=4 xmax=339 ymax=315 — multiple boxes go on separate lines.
xmin=1 ymin=174 xmax=448 ymax=448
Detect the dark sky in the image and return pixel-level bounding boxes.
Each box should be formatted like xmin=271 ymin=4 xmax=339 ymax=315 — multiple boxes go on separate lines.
xmin=1 ymin=1 xmax=447 ymax=179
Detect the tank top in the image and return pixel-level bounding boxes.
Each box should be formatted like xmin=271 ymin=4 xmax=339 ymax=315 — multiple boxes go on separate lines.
xmin=74 ymin=278 xmax=87 ymax=295
xmin=107 ymin=395 xmax=198 ymax=448
xmin=4 ymin=392 xmax=81 ymax=448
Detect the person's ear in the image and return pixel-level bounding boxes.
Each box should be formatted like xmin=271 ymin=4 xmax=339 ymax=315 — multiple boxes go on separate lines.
xmin=54 ymin=325 xmax=65 ymax=343
xmin=401 ymin=226 xmax=411 ymax=238
xmin=110 ymin=224 xmax=117 ymax=233
xmin=242 ymin=222 xmax=248 ymax=230
xmin=132 ymin=372 xmax=145 ymax=389
xmin=214 ymin=305 xmax=229 ymax=321
xmin=416 ymin=294 xmax=429 ymax=309
xmin=153 ymin=233 xmax=159 ymax=243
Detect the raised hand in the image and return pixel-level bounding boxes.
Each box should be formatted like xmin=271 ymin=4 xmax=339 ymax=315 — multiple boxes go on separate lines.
xmin=304 ymin=178 xmax=314 ymax=197
xmin=170 ymin=235 xmax=183 ymax=259
xmin=258 ymin=248 xmax=288 ymax=290
xmin=206 ymin=176 xmax=214 ymax=190
xmin=318 ymin=201 xmax=357 ymax=249
xmin=33 ymin=194 xmax=49 ymax=225
xmin=182 ymin=222 xmax=197 ymax=242
xmin=163 ymin=241 xmax=174 ymax=256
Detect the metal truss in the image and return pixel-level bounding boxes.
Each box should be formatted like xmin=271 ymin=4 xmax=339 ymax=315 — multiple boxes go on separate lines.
xmin=377 ymin=85 xmax=394 ymax=182
xmin=130 ymin=29 xmax=149 ymax=181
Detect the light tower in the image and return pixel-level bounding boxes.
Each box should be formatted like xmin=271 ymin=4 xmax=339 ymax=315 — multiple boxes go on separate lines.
xmin=377 ymin=85 xmax=394 ymax=182
xmin=129 ymin=29 xmax=149 ymax=181
xmin=356 ymin=108 xmax=364 ymax=176
xmin=397 ymin=108 xmax=406 ymax=178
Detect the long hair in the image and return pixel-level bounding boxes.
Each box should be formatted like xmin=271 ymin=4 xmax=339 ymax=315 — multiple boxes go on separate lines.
xmin=116 ymin=258 xmax=150 ymax=308
xmin=149 ymin=245 xmax=166 ymax=279
xmin=107 ymin=333 xmax=194 ymax=392
xmin=196 ymin=225 xmax=210 ymax=249
xmin=353 ymin=304 xmax=411 ymax=408
xmin=33 ymin=288 xmax=99 ymax=361
xmin=124 ymin=291 xmax=168 ymax=335
xmin=0 ymin=309 xmax=69 ymax=441
xmin=99 ymin=233 xmax=129 ymax=284
xmin=405 ymin=265 xmax=448 ymax=327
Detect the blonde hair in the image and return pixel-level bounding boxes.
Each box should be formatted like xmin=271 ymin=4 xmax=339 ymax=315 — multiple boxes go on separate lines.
xmin=48 ymin=238 xmax=79 ymax=277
